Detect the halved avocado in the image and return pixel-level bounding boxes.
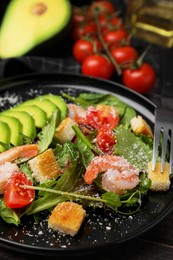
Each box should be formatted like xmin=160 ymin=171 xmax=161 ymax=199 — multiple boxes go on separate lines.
xmin=36 ymin=94 xmax=67 ymax=120
xmin=20 ymin=99 xmax=58 ymax=119
xmin=0 ymin=115 xmax=23 ymax=146
xmin=0 ymin=121 xmax=11 ymax=152
xmin=0 ymin=0 xmax=71 ymax=58
xmin=13 ymin=105 xmax=47 ymax=128
xmin=1 ymin=111 xmax=36 ymax=140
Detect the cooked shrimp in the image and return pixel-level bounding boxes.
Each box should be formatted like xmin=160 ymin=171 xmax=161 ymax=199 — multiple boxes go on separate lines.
xmin=0 ymin=162 xmax=19 ymax=194
xmin=0 ymin=144 xmax=39 ymax=165
xmin=67 ymin=104 xmax=86 ymax=124
xmin=84 ymin=155 xmax=139 ymax=195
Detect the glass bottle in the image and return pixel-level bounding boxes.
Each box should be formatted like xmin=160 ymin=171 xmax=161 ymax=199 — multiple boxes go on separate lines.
xmin=125 ymin=0 xmax=173 ymax=48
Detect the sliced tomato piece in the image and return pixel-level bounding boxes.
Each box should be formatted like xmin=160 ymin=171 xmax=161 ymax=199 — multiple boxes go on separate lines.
xmin=96 ymin=126 xmax=116 ymax=154
xmin=86 ymin=104 xmax=119 ymax=129
xmin=4 ymin=171 xmax=34 ymax=208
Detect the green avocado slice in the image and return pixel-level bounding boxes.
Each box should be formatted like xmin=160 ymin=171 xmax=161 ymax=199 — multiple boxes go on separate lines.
xmin=0 ymin=0 xmax=71 ymax=58
xmin=0 ymin=121 xmax=11 ymax=152
xmin=36 ymin=94 xmax=67 ymax=120
xmin=1 ymin=111 xmax=36 ymax=140
xmin=0 ymin=115 xmax=23 ymax=146
xmin=13 ymin=105 xmax=47 ymax=129
xmin=20 ymin=99 xmax=58 ymax=119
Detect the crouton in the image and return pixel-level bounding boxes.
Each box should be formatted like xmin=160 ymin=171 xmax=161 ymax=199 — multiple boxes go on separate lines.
xmin=55 ymin=117 xmax=76 ymax=144
xmin=28 ymin=148 xmax=62 ymax=183
xmin=148 ymin=162 xmax=171 ymax=191
xmin=131 ymin=115 xmax=153 ymax=137
xmin=48 ymin=201 xmax=86 ymax=237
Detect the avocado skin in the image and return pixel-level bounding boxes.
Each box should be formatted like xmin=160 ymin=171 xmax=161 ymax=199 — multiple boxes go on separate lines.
xmin=0 ymin=0 xmax=72 ymax=58
xmin=26 ymin=17 xmax=72 ymax=58
xmin=0 ymin=121 xmax=11 ymax=152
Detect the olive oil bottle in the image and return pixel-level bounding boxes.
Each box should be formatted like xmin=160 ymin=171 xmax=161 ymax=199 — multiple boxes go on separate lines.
xmin=126 ymin=0 xmax=173 ymax=48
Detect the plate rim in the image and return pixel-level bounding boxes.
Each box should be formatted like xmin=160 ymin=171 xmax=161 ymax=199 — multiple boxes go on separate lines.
xmin=1 ymin=72 xmax=171 ymax=256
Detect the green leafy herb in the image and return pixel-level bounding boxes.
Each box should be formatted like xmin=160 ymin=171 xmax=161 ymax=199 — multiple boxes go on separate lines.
xmin=0 ymin=199 xmax=20 ymax=226
xmin=114 ymin=125 xmax=153 ymax=170
xmin=38 ymin=109 xmax=60 ymax=153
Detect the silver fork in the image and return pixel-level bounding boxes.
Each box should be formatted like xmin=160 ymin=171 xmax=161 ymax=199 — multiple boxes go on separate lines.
xmin=152 ymin=107 xmax=173 ymax=174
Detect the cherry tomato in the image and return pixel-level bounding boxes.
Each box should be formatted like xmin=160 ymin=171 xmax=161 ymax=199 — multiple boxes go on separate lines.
xmin=72 ymin=6 xmax=93 ymax=27
xmin=86 ymin=104 xmax=119 ymax=129
xmin=122 ymin=63 xmax=156 ymax=94
xmin=99 ymin=15 xmax=123 ymax=33
xmin=110 ymin=46 xmax=138 ymax=68
xmin=4 ymin=171 xmax=34 ymax=209
xmin=73 ymin=38 xmax=103 ymax=63
xmin=72 ymin=23 xmax=97 ymax=41
xmin=96 ymin=126 xmax=116 ymax=154
xmin=103 ymin=29 xmax=128 ymax=48
xmin=81 ymin=54 xmax=114 ymax=79
xmin=89 ymin=1 xmax=116 ymax=15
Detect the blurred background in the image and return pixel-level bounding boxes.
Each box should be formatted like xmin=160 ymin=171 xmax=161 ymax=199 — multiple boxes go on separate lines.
xmin=0 ymin=0 xmax=172 ymax=105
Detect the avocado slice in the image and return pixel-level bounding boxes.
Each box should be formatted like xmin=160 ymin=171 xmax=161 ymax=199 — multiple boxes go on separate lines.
xmin=0 ymin=115 xmax=23 ymax=146
xmin=13 ymin=105 xmax=47 ymax=129
xmin=1 ymin=111 xmax=36 ymax=140
xmin=0 ymin=0 xmax=71 ymax=58
xmin=20 ymin=99 xmax=58 ymax=119
xmin=36 ymin=94 xmax=67 ymax=120
xmin=0 ymin=121 xmax=11 ymax=152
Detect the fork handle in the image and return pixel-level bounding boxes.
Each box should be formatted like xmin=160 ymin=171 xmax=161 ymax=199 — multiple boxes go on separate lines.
xmin=161 ymin=48 xmax=173 ymax=110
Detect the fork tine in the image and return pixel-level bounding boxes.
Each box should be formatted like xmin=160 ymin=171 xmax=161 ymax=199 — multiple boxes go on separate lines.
xmin=161 ymin=128 xmax=169 ymax=172
xmin=152 ymin=126 xmax=160 ymax=172
xmin=169 ymin=131 xmax=173 ymax=174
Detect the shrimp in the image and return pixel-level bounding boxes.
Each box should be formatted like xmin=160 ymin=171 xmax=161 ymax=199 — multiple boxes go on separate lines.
xmin=67 ymin=104 xmax=86 ymax=124
xmin=0 ymin=162 xmax=19 ymax=194
xmin=0 ymin=144 xmax=39 ymax=165
xmin=84 ymin=155 xmax=139 ymax=195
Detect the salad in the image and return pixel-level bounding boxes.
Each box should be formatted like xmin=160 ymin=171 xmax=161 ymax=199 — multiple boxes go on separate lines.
xmin=0 ymin=91 xmax=171 ymax=237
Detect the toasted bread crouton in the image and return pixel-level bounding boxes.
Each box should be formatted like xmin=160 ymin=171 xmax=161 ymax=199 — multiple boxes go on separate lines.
xmin=55 ymin=117 xmax=77 ymax=144
xmin=48 ymin=202 xmax=86 ymax=237
xmin=131 ymin=116 xmax=153 ymax=137
xmin=28 ymin=148 xmax=62 ymax=183
xmin=148 ymin=162 xmax=171 ymax=191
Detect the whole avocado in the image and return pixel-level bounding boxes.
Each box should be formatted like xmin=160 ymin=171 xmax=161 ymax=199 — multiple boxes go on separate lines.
xmin=0 ymin=0 xmax=72 ymax=58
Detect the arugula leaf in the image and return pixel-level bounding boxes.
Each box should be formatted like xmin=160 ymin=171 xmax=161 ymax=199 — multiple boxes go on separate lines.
xmin=72 ymin=125 xmax=97 ymax=167
xmin=114 ymin=125 xmax=153 ymax=170
xmin=120 ymin=106 xmax=136 ymax=128
xmin=54 ymin=142 xmax=79 ymax=168
xmin=101 ymin=192 xmax=122 ymax=208
xmin=38 ymin=109 xmax=60 ymax=153
xmin=25 ymin=160 xmax=84 ymax=215
xmin=0 ymin=199 xmax=20 ymax=226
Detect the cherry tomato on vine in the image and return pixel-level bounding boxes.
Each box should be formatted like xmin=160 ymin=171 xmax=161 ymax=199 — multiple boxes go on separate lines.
xmin=73 ymin=38 xmax=103 ymax=63
xmin=103 ymin=29 xmax=128 ymax=48
xmin=122 ymin=63 xmax=156 ymax=94
xmin=110 ymin=46 xmax=138 ymax=68
xmin=72 ymin=23 xmax=97 ymax=41
xmin=89 ymin=1 xmax=116 ymax=15
xmin=81 ymin=54 xmax=114 ymax=79
xmin=99 ymin=14 xmax=123 ymax=33
xmin=4 ymin=171 xmax=34 ymax=209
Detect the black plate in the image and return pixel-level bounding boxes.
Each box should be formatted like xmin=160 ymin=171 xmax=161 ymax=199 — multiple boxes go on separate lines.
xmin=0 ymin=73 xmax=172 ymax=256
